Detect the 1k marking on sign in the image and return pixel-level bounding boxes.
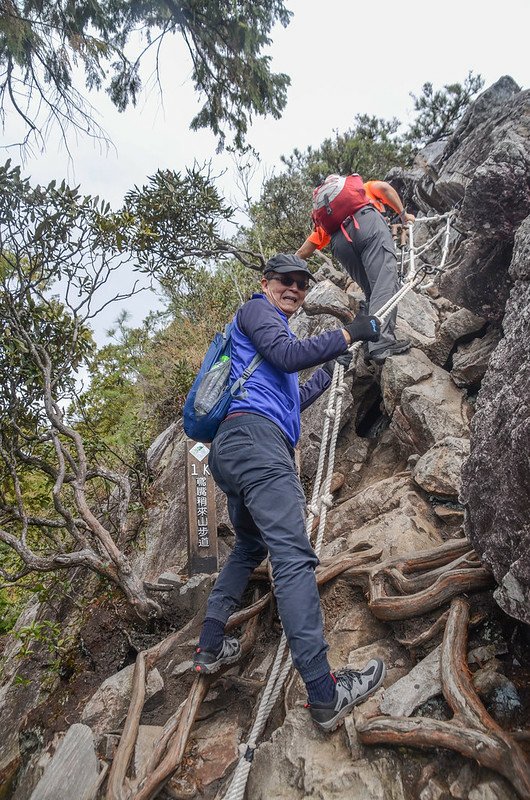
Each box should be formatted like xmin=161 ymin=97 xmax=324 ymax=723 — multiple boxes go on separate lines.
xmin=186 ymin=439 xmax=218 ymax=575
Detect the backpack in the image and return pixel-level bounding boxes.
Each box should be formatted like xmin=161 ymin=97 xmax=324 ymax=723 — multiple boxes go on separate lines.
xmin=183 ymin=320 xmax=263 ymax=442
xmin=312 ymin=174 xmax=369 ymax=235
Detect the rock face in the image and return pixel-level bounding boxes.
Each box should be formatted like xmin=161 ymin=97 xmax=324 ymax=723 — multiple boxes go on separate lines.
xmin=414 ymin=78 xmax=530 ymax=321
xmin=28 ymin=725 xmax=101 ymax=800
xmin=81 ymin=664 xmax=164 ymax=736
xmin=302 ymin=278 xmax=353 ymax=323
xmin=247 ymin=706 xmax=407 ymax=800
xmin=461 ymin=215 xmax=530 ymax=624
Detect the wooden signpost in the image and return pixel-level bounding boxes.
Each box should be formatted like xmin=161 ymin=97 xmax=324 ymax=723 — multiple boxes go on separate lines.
xmin=186 ymin=439 xmax=218 ymax=576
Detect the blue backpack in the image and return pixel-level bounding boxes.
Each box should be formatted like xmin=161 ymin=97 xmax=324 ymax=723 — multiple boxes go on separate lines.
xmin=183 ymin=321 xmax=263 ymax=442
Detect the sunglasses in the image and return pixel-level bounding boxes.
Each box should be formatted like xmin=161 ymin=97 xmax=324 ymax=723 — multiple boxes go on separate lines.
xmin=269 ymin=273 xmax=310 ymax=291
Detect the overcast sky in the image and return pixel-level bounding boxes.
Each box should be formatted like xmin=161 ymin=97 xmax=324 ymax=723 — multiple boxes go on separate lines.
xmin=3 ymin=0 xmax=529 ymax=341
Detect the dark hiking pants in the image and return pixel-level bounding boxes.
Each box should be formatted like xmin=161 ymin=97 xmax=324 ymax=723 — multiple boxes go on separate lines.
xmin=331 ymin=205 xmax=400 ymax=356
xmin=206 ymin=413 xmax=331 ymax=683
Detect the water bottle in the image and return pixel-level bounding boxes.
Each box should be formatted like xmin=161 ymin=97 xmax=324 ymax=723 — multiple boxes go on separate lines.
xmin=194 ymin=355 xmax=231 ymax=415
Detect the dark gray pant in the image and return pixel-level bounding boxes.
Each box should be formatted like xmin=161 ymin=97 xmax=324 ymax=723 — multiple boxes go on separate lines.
xmin=331 ymin=205 xmax=399 ymax=356
xmin=206 ymin=414 xmax=330 ymax=683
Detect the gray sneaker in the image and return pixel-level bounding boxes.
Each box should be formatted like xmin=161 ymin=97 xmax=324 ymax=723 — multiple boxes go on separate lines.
xmin=308 ymin=659 xmax=386 ymax=732
xmin=192 ymin=636 xmax=241 ymax=674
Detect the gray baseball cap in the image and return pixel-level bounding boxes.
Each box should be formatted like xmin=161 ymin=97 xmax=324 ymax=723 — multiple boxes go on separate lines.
xmin=264 ymin=253 xmax=315 ymax=280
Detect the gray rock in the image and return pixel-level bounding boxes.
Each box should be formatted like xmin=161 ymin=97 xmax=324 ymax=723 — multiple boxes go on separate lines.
xmin=29 ymin=724 xmax=101 ymax=800
xmin=394 ymin=289 xmax=439 ymax=349
xmin=468 ymin=779 xmax=519 ymax=800
xmin=380 ymin=348 xmax=433 ymax=415
xmin=420 ymin=778 xmax=447 ymax=800
xmin=326 ymin=475 xmax=412 ymax=535
xmin=156 ymin=570 xmax=183 ymax=587
xmin=327 ymin=600 xmax=389 ymax=667
xmin=461 ymin=215 xmax=530 ymax=624
xmin=133 ymin=725 xmax=163 ymax=778
xmin=314 ymin=258 xmax=351 ymax=290
xmin=451 ymin=329 xmax=501 ymax=388
xmin=146 ymin=421 xmax=182 ymax=474
xmin=344 ymin=489 xmax=443 ymax=560
xmin=133 ymin=432 xmax=190 ymax=580
xmin=175 ymin=573 xmax=216 ymax=616
xmin=436 ymin=82 xmax=530 ymax=320
xmin=303 ymin=279 xmax=354 ymax=323
xmin=248 ymin=706 xmax=407 ymax=800
xmin=380 ymin=645 xmax=442 ymax=717
xmin=81 ymin=664 xmax=164 ymax=735
xmin=449 ymin=764 xmax=475 ymax=799
xmin=391 ymin=361 xmax=472 ymax=454
xmin=412 ymin=436 xmax=470 ymax=497
xmin=426 ymin=308 xmax=486 ymax=367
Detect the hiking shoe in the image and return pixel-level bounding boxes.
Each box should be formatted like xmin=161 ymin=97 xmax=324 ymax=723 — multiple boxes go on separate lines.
xmin=369 ymin=339 xmax=411 ymax=365
xmin=308 ymin=659 xmax=386 ymax=732
xmin=192 ymin=636 xmax=241 ymax=674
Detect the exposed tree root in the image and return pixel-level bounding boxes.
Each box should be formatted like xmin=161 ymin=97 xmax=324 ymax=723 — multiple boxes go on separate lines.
xmin=338 ymin=538 xmax=492 ymax=621
xmin=368 ymin=565 xmax=492 ymax=621
xmin=103 ymin=541 xmax=381 ymax=799
xmin=396 ymin=609 xmax=487 ymax=649
xmin=131 ymin=614 xmax=261 ymax=800
xmin=104 ymin=539 xmax=498 ymax=800
xmin=357 ymin=598 xmax=530 ymax=800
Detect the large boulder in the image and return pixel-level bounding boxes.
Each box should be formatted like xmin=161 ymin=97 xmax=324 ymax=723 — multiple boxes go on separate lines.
xmin=247 ymin=706 xmax=408 ymax=800
xmin=412 ymin=436 xmax=470 ymax=497
xmin=416 ymin=77 xmax=523 ymax=214
xmin=380 ymin=349 xmax=434 ymax=415
xmin=81 ymin=664 xmax=164 ymax=736
xmin=461 ymin=214 xmax=530 ymax=624
xmin=326 ymin=476 xmax=443 ymax=559
xmin=302 ymin=278 xmax=354 ymax=323
xmin=394 ymin=78 xmax=529 ymax=323
xmin=136 ymin=424 xmax=189 ymax=578
xmin=426 ymin=308 xmax=486 ymax=367
xmin=29 ymin=725 xmax=101 ymax=800
xmin=390 ymin=361 xmax=473 ymax=454
xmin=394 ymin=289 xmax=438 ymax=349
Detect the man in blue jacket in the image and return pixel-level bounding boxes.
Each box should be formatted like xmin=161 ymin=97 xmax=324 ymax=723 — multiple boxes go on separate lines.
xmin=193 ymin=253 xmax=386 ymax=732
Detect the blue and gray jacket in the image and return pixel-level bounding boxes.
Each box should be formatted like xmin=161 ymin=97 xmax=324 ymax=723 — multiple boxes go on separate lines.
xmin=227 ymin=293 xmax=349 ymax=446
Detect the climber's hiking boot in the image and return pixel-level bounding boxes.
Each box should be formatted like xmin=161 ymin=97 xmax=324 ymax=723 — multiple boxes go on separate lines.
xmin=308 ymin=659 xmax=386 ymax=732
xmin=193 ymin=636 xmax=241 ymax=674
xmin=369 ymin=339 xmax=411 ymax=365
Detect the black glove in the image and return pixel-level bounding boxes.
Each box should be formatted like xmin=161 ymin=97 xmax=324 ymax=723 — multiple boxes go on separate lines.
xmin=322 ymin=351 xmax=353 ymax=376
xmin=343 ymin=313 xmax=380 ymax=343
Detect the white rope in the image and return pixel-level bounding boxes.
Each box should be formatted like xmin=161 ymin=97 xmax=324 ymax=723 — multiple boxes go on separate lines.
xmin=222 ymin=213 xmax=456 ymax=800
xmin=402 ymin=211 xmax=455 ymax=281
xmin=416 ymin=211 xmax=453 ymax=224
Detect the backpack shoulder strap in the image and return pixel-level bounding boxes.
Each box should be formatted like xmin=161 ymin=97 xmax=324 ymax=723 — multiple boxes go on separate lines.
xmin=229 ymin=352 xmax=263 ymax=397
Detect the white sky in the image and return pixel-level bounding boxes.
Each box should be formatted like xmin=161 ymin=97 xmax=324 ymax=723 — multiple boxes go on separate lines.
xmin=3 ymin=0 xmax=529 ymax=341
